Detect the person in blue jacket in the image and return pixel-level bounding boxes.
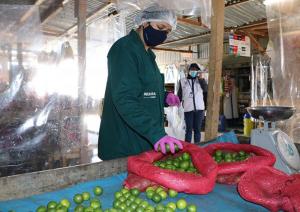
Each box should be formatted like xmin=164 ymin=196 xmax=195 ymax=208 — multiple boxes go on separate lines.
xmin=98 ymin=5 xmax=183 ymax=160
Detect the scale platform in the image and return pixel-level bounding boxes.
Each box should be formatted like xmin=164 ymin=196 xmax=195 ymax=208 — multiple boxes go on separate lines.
xmin=247 ymin=106 xmax=300 ymax=174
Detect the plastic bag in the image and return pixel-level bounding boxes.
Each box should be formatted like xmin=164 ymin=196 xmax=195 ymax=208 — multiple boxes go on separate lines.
xmin=125 ymin=142 xmax=218 ymax=194
xmin=238 ymin=166 xmax=300 ymax=212
xmin=204 ymin=143 xmax=276 ymax=184
xmin=165 ymin=105 xmax=185 ymax=140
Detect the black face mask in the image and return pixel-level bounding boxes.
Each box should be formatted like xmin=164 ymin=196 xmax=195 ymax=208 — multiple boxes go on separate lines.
xmin=143 ymin=25 xmax=168 ymax=47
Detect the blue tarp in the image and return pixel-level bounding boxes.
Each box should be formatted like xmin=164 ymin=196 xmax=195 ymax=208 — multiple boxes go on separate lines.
xmin=0 ymin=172 xmax=267 ymax=212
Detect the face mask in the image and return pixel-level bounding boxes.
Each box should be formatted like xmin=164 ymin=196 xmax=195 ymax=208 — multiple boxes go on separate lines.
xmin=143 ymin=25 xmax=168 ymax=47
xmin=189 ymin=71 xmax=198 ymax=78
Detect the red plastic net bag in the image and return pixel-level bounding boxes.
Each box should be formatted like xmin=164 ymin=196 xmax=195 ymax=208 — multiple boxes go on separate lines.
xmin=124 ymin=142 xmax=218 ymax=194
xmin=238 ymin=166 xmax=300 ymax=212
xmin=204 ymin=143 xmax=276 ymax=184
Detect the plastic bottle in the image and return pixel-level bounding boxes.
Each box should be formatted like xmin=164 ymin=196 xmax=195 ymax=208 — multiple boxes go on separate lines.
xmin=244 ymin=113 xmax=253 ymax=137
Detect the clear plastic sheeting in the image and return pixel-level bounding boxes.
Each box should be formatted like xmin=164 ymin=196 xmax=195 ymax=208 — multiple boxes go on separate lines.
xmin=116 ymin=0 xmax=212 ymax=28
xmin=0 ymin=4 xmax=125 ymax=177
xmin=251 ymin=0 xmax=300 ymax=143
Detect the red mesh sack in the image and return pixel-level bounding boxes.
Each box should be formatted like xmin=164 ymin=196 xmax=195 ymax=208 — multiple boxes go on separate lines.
xmin=125 ymin=142 xmax=218 ymax=194
xmin=238 ymin=166 xmax=300 ymax=212
xmin=204 ymin=143 xmax=276 ymax=184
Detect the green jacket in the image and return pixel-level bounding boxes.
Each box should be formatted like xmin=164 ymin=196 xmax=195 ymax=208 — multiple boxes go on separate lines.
xmin=98 ymin=30 xmax=166 ymax=160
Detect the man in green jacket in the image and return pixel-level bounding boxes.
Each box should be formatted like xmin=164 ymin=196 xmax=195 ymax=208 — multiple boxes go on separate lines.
xmin=98 ymin=5 xmax=183 ymax=160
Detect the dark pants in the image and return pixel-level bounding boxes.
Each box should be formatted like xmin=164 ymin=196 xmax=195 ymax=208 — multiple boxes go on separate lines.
xmin=184 ymin=110 xmax=204 ymax=143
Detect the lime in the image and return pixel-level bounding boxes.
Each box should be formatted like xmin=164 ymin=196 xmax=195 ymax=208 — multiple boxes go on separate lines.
xmin=134 ymin=198 xmax=142 ymax=205
xmin=215 ymin=150 xmax=222 ymax=157
xmin=136 ymin=207 xmax=144 ymax=212
xmin=232 ymin=152 xmax=238 ymax=158
xmin=113 ymin=200 xmax=121 ymax=209
xmin=60 ymin=199 xmax=71 ymax=208
xmin=84 ymin=206 xmax=94 ymax=212
xmin=182 ymin=152 xmax=191 ymax=161
xmin=73 ymin=194 xmax=84 ymax=204
xmin=166 ymin=144 xmax=170 ymax=152
xmin=179 ymin=161 xmax=190 ymax=170
xmin=166 ymin=160 xmax=173 ymax=165
xmin=168 ymin=189 xmax=178 ymax=198
xmin=119 ymin=196 xmax=126 ymax=203
xmin=47 ymin=201 xmax=57 ymax=209
xmin=225 ymin=158 xmax=232 ymax=162
xmin=130 ymin=188 xmax=140 ymax=196
xmin=121 ymin=188 xmax=130 ymax=194
xmin=47 ymin=209 xmax=56 ymax=212
xmin=146 ymin=187 xmax=155 ymax=193
xmin=82 ymin=192 xmax=91 ymax=201
xmin=152 ymin=193 xmax=162 ymax=203
xmin=128 ymin=195 xmax=136 ymax=202
xmin=36 ymin=206 xmax=47 ymax=212
xmin=140 ymin=200 xmax=149 ymax=208
xmin=90 ymin=198 xmax=101 ymax=209
xmin=239 ymin=151 xmax=246 ymax=157
xmin=94 ymin=209 xmax=103 ymax=212
xmin=94 ymin=186 xmax=103 ymax=196
xmin=187 ymin=204 xmax=197 ymax=212
xmin=166 ymin=202 xmax=177 ymax=210
xmin=155 ymin=204 xmax=165 ymax=211
xmin=159 ymin=163 xmax=166 ymax=168
xmin=146 ymin=190 xmax=155 ymax=199
xmin=224 ymin=153 xmax=232 ymax=160
xmin=176 ymin=199 xmax=187 ymax=210
xmin=56 ymin=204 xmax=68 ymax=212
xmin=130 ymin=202 xmax=138 ymax=210
xmin=145 ymin=205 xmax=155 ymax=211
xmin=119 ymin=203 xmax=127 ymax=210
xmin=154 ymin=161 xmax=160 ymax=166
xmin=164 ymin=207 xmax=175 ymax=212
xmin=175 ymin=144 xmax=180 ymax=152
xmin=123 ymin=207 xmax=133 ymax=212
xmin=158 ymin=190 xmax=168 ymax=200
xmin=124 ymin=192 xmax=131 ymax=199
xmin=114 ymin=191 xmax=122 ymax=199
xmin=172 ymin=161 xmax=179 ymax=168
xmin=74 ymin=205 xmax=85 ymax=212
xmin=156 ymin=187 xmax=164 ymax=193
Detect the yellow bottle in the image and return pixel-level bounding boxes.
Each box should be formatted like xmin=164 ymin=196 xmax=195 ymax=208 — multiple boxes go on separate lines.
xmin=244 ymin=113 xmax=253 ymax=137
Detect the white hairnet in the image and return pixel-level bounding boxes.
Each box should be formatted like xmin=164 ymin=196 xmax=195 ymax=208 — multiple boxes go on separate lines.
xmin=134 ymin=4 xmax=177 ymax=30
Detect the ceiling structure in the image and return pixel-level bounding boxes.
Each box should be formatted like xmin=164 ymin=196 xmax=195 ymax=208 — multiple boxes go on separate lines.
xmin=0 ymin=0 xmax=268 ymax=51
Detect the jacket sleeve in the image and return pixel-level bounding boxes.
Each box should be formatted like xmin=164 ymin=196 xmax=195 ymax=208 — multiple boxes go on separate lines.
xmin=177 ymin=80 xmax=183 ymax=102
xmin=199 ymin=78 xmax=208 ymax=109
xmin=108 ymin=48 xmax=166 ymax=145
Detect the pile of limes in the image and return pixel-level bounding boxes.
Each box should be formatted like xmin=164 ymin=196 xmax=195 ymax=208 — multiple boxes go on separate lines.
xmin=145 ymin=186 xmax=177 ymax=204
xmin=153 ymin=152 xmax=199 ymax=174
xmin=213 ymin=150 xmax=251 ymax=163
xmin=35 ymin=186 xmax=103 ymax=212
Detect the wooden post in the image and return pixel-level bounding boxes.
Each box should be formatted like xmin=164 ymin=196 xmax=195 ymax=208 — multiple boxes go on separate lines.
xmin=205 ymin=0 xmax=225 ymax=140
xmin=76 ymin=0 xmax=88 ymax=163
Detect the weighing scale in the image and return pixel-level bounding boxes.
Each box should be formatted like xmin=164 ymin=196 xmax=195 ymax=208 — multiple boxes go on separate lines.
xmin=247 ymin=106 xmax=300 ymax=174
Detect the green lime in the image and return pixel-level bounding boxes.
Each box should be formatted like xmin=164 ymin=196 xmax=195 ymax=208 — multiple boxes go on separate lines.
xmin=154 ymin=161 xmax=160 ymax=166
xmin=140 ymin=200 xmax=149 ymax=208
xmin=128 ymin=195 xmax=136 ymax=202
xmin=113 ymin=200 xmax=121 ymax=209
xmin=166 ymin=144 xmax=170 ymax=152
xmin=164 ymin=207 xmax=175 ymax=212
xmin=60 ymin=199 xmax=71 ymax=208
xmin=158 ymin=190 xmax=168 ymax=200
xmin=225 ymin=158 xmax=232 ymax=162
xmin=130 ymin=203 xmax=138 ymax=210
xmin=168 ymin=189 xmax=178 ymax=198
xmin=146 ymin=187 xmax=155 ymax=193
xmin=215 ymin=150 xmax=222 ymax=157
xmin=166 ymin=164 xmax=175 ymax=170
xmin=175 ymin=144 xmax=180 ymax=152
xmin=94 ymin=209 xmax=103 ymax=212
xmin=156 ymin=187 xmax=164 ymax=193
xmin=187 ymin=204 xmax=197 ymax=212
xmin=152 ymin=193 xmax=162 ymax=203
xmin=159 ymin=163 xmax=166 ymax=168
xmin=94 ymin=186 xmax=103 ymax=196
xmin=74 ymin=205 xmax=85 ymax=212
xmin=114 ymin=191 xmax=122 ymax=199
xmin=145 ymin=205 xmax=155 ymax=211
xmin=136 ymin=207 xmax=144 ymax=212
xmin=124 ymin=192 xmax=131 ymax=199
xmin=155 ymin=204 xmax=165 ymax=211
xmin=179 ymin=161 xmax=190 ymax=170
xmin=47 ymin=209 xmax=56 ymax=212
xmin=84 ymin=206 xmax=94 ymax=212
xmin=232 ymin=152 xmax=238 ymax=158
xmin=224 ymin=153 xmax=232 ymax=160
xmin=146 ymin=190 xmax=155 ymax=199
xmin=56 ymin=204 xmax=68 ymax=212
xmin=166 ymin=160 xmax=173 ymax=165
xmin=134 ymin=198 xmax=142 ymax=205
xmin=176 ymin=199 xmax=187 ymax=210
xmin=73 ymin=193 xmax=84 ymax=204
xmin=82 ymin=192 xmax=91 ymax=201
xmin=90 ymin=198 xmax=101 ymax=209
xmin=239 ymin=151 xmax=246 ymax=156
xmin=166 ymin=202 xmax=177 ymax=210
xmin=182 ymin=152 xmax=191 ymax=161
xmin=47 ymin=201 xmax=57 ymax=209
xmin=124 ymin=207 xmax=133 ymax=212
xmin=130 ymin=188 xmax=140 ymax=196
xmin=119 ymin=203 xmax=127 ymax=210
xmin=172 ymin=161 xmax=179 ymax=168
xmin=36 ymin=206 xmax=47 ymax=212
xmin=121 ymin=188 xmax=130 ymax=194
xmin=119 ymin=196 xmax=126 ymax=203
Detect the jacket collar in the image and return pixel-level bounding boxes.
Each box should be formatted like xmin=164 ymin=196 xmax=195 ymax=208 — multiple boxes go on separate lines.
xmin=129 ymin=30 xmax=156 ymax=59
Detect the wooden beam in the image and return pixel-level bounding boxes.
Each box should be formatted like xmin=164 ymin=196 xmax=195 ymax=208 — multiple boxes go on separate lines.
xmin=20 ymin=0 xmax=47 ymax=23
xmin=40 ymin=0 xmax=64 ymax=23
xmin=61 ymin=3 xmax=113 ymax=36
xmin=177 ymin=17 xmax=208 ymax=29
xmin=159 ymin=19 xmax=267 ymax=47
xmin=205 ymin=0 xmax=225 ymax=140
xmin=153 ymin=47 xmax=197 ymax=53
xmin=239 ymin=30 xmax=266 ymax=53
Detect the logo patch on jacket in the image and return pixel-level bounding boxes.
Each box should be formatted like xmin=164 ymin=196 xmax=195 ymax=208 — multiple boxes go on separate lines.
xmin=144 ymin=92 xmax=157 ymax=99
